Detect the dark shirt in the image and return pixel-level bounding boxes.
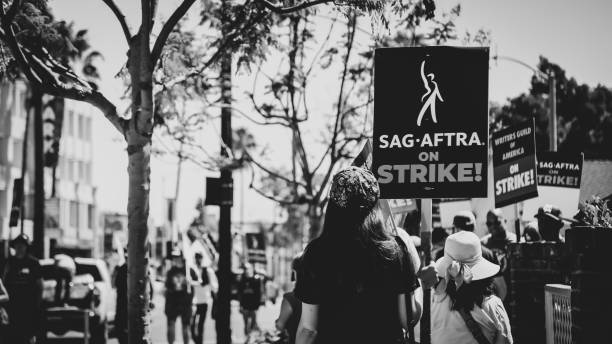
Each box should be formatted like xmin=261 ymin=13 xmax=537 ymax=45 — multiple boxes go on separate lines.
xmin=239 ymin=276 xmax=262 ymax=311
xmin=165 ymin=267 xmax=191 ymax=306
xmin=283 ymin=291 xmax=301 ymax=344
xmin=114 ymin=264 xmax=128 ymax=328
xmin=3 ymin=255 xmax=41 ymax=311
xmin=295 ymin=237 xmax=419 ymax=344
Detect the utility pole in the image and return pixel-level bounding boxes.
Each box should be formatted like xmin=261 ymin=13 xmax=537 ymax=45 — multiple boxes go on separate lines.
xmin=548 ymin=73 xmax=557 ymax=151
xmin=172 ymin=141 xmax=185 ymax=244
xmin=32 ymin=87 xmax=45 ymax=258
xmin=493 ymin=55 xmax=558 ymax=151
xmin=216 ymin=43 xmax=234 ymax=344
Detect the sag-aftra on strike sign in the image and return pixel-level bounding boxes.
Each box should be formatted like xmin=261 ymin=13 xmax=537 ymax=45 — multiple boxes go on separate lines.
xmin=373 ymin=46 xmax=489 ymax=199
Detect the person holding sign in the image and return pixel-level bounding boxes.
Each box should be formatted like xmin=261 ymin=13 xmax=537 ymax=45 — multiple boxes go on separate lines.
xmin=294 ymin=166 xmax=421 ymax=344
xmin=435 ymin=211 xmax=507 ymax=301
xmin=431 ymin=231 xmax=513 ymax=344
xmin=534 ymin=205 xmax=575 ymax=242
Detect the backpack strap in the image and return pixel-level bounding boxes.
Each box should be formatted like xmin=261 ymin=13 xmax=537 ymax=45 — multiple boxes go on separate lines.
xmin=458 ymin=308 xmax=492 ymax=344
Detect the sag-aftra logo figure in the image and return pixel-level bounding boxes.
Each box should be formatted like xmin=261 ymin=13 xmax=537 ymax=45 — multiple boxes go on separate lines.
xmin=416 ymin=59 xmax=444 ymax=126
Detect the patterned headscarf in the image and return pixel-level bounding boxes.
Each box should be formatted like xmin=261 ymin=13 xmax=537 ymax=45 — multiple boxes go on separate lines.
xmin=329 ymin=166 xmax=379 ymax=211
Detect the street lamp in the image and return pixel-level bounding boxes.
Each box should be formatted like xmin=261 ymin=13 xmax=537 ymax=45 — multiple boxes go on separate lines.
xmin=492 ymin=55 xmax=557 ymax=151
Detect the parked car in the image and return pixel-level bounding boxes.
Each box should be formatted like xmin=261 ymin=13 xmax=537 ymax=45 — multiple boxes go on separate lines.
xmin=40 ymin=256 xmax=115 ymax=344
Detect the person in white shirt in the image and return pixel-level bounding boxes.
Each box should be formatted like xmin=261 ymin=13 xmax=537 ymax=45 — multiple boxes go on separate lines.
xmin=190 ymin=252 xmax=218 ymax=344
xmin=431 ymin=231 xmax=513 ymax=344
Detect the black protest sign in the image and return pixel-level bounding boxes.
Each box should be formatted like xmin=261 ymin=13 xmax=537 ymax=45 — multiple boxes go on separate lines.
xmin=373 ymin=47 xmax=489 ymax=199
xmin=245 ymin=232 xmax=266 ymax=264
xmin=492 ymin=120 xmax=538 ymax=208
xmin=9 ymin=178 xmax=23 ymax=227
xmin=537 ymin=152 xmax=583 ymax=188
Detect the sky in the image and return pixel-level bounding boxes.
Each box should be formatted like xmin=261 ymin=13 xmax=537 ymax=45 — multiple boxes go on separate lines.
xmin=46 ymin=0 xmax=612 ymax=229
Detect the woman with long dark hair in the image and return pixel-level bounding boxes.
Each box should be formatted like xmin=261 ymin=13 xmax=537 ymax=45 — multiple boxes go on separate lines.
xmin=294 ymin=166 xmax=421 ymax=344
xmin=431 ymin=231 xmax=513 ymax=344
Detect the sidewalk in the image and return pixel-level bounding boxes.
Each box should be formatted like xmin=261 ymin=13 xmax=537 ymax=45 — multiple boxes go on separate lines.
xmin=108 ymin=282 xmax=281 ymax=344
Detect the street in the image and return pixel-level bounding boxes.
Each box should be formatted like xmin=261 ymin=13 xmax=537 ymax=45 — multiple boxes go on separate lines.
xmin=129 ymin=283 xmax=281 ymax=344
xmin=46 ymin=282 xmax=281 ymax=344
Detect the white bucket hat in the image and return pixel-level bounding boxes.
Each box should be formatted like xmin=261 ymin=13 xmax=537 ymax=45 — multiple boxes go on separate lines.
xmin=435 ymin=231 xmax=499 ymax=287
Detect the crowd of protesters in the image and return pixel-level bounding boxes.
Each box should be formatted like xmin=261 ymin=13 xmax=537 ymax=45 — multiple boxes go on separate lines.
xmin=270 ymin=165 xmax=588 ymax=344
xmin=272 ymin=166 xmax=515 ymax=344
xmin=0 ymin=164 xmax=584 ymax=344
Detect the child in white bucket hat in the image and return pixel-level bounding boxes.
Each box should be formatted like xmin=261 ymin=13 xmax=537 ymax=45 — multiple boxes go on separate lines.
xmin=431 ymin=231 xmax=513 ymax=344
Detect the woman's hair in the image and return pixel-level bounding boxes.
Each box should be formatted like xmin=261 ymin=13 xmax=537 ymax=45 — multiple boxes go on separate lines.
xmin=320 ymin=202 xmax=399 ymax=261
xmin=446 ymin=278 xmax=495 ymax=311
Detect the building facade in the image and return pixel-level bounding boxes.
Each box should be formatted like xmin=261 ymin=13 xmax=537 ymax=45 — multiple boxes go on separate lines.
xmin=0 ymin=80 xmax=98 ymax=258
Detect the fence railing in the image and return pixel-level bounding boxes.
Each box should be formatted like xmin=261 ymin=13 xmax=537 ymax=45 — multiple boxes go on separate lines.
xmin=545 ymin=284 xmax=571 ymax=344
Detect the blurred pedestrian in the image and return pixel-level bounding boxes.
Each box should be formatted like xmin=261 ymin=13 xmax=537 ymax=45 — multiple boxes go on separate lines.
xmin=294 ymin=166 xmax=421 ymax=344
xmin=0 ymin=276 xmax=9 ymax=344
xmin=534 ymin=205 xmax=569 ymax=242
xmin=165 ymin=251 xmax=192 ymax=344
xmin=431 ymin=227 xmax=449 ymax=262
xmin=190 ymin=252 xmax=218 ymax=344
xmin=444 ymin=211 xmax=507 ymax=300
xmin=114 ymin=247 xmax=154 ymax=344
xmin=113 ymin=249 xmax=128 ymax=344
xmin=431 ymin=231 xmax=513 ymax=344
xmin=238 ymin=263 xmax=262 ymax=336
xmin=481 ymin=209 xmax=517 ymax=252
xmin=481 ymin=210 xmax=516 ymax=294
xmin=2 ymin=234 xmax=43 ymax=344
xmin=275 ymin=254 xmax=303 ymax=344
xmin=522 ymin=221 xmax=541 ymax=242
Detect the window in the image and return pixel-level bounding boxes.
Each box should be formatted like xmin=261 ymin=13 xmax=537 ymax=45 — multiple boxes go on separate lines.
xmin=85 ymin=117 xmax=92 ymax=141
xmin=0 ymin=138 xmax=6 ymax=162
xmin=75 ymin=161 xmax=85 ymax=182
xmin=76 ymin=263 xmax=102 ymax=282
xmin=12 ymin=138 xmax=22 ymax=167
xmin=87 ymin=205 xmax=95 ymax=229
xmin=167 ymin=199 xmax=175 ymax=222
xmin=66 ymin=110 xmax=74 ymax=137
xmin=66 ymin=159 xmax=73 ymax=180
xmin=56 ymin=157 xmax=63 ymax=178
xmin=20 ymin=89 xmax=28 ymax=117
xmin=70 ymin=201 xmax=79 ymax=228
xmin=85 ymin=162 xmax=92 ymax=184
xmin=78 ymin=114 xmax=84 ymax=140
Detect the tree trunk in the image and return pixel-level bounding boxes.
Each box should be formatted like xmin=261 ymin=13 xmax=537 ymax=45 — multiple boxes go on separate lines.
xmin=126 ymin=29 xmax=153 ymax=344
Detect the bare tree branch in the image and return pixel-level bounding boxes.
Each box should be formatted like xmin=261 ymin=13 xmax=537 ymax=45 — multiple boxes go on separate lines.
xmin=165 ymin=11 xmax=269 ymax=88
xmin=101 ymin=0 xmax=132 ymax=43
xmin=245 ymin=151 xmax=308 ymax=188
xmin=248 ymin=167 xmax=297 ymax=206
xmin=313 ymin=12 xmax=357 ymax=203
xmin=255 ymin=0 xmax=333 ymax=14
xmin=151 ymin=0 xmax=197 ymax=66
